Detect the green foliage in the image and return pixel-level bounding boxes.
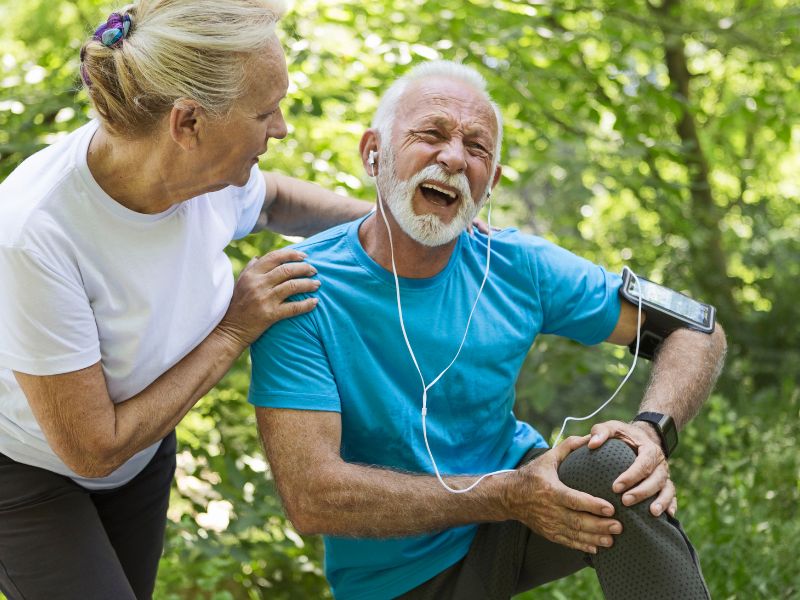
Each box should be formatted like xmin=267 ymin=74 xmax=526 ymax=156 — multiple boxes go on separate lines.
xmin=1 ymin=0 xmax=798 ymax=598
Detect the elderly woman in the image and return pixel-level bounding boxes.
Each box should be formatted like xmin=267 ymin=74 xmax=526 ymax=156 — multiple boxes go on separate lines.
xmin=0 ymin=1 xmax=369 ymax=598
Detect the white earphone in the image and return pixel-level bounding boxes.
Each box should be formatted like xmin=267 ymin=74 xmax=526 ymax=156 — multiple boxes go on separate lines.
xmin=368 ymin=151 xmax=643 ymax=490
xmin=369 ymin=149 xmax=510 ymax=494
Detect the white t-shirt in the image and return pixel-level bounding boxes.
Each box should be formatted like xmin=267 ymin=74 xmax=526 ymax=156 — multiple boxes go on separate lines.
xmin=0 ymin=120 xmax=265 ymax=489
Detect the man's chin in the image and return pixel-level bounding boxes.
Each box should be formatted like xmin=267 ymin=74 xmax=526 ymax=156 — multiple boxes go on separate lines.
xmin=400 ymin=217 xmax=467 ymax=248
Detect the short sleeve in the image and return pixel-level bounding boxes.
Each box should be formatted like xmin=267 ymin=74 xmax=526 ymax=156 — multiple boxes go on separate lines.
xmin=232 ymin=165 xmax=267 ymax=239
xmin=0 ymin=246 xmax=100 ymax=375
xmin=248 ymin=308 xmax=341 ymax=412
xmin=524 ymin=237 xmax=622 ymax=345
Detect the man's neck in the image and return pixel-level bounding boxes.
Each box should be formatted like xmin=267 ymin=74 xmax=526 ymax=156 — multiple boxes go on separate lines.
xmin=358 ymin=211 xmax=459 ymax=279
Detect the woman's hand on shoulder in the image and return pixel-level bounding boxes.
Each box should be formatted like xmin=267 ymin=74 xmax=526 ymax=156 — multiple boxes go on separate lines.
xmin=215 ymin=248 xmax=320 ymax=349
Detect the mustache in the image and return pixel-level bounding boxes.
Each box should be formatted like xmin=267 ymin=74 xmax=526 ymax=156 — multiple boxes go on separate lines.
xmin=403 ymin=164 xmax=474 ymax=204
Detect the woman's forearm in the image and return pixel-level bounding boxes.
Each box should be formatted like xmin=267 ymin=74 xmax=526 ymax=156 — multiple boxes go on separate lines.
xmin=259 ymin=171 xmax=372 ymax=237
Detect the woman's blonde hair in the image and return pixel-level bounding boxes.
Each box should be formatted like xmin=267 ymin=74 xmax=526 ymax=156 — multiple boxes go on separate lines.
xmin=80 ymin=0 xmax=287 ymax=138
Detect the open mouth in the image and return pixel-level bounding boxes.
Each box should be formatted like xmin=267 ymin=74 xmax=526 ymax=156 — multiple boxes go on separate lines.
xmin=418 ymin=182 xmax=460 ymax=207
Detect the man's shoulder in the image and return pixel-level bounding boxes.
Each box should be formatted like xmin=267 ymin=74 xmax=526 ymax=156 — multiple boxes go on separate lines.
xmin=464 ymin=227 xmax=562 ymax=266
xmin=291 ymin=218 xmax=357 ymax=257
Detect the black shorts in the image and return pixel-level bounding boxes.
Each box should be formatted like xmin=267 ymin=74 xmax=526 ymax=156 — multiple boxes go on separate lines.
xmin=0 ymin=432 xmax=176 ymax=600
xmin=398 ymin=440 xmax=710 ymax=600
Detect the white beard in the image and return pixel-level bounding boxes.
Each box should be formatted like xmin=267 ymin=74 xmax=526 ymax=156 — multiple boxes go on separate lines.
xmin=377 ymin=146 xmax=486 ymax=247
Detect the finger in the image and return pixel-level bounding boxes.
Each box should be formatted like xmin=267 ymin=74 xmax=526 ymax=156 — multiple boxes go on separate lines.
xmin=612 ymin=445 xmax=663 ymax=494
xmin=553 ymin=526 xmax=619 ymax=554
xmin=268 ymin=277 xmax=322 ymax=302
xmin=554 ymin=533 xmax=598 ymax=554
xmin=262 ymin=261 xmax=318 ymax=286
xmin=253 ymin=248 xmax=309 ymax=273
xmin=271 ymin=297 xmax=319 ymax=321
xmin=620 ymin=464 xmax=669 ymax=507
xmin=551 ymin=435 xmax=590 ymax=462
xmin=668 ymin=495 xmax=678 ymax=517
xmin=564 ymin=506 xmax=623 ymax=537
xmin=471 ymin=219 xmax=490 ymax=234
xmin=588 ymin=420 xmax=626 ymax=448
xmin=559 ymin=484 xmax=617 ymax=518
xmin=647 ymin=478 xmax=676 ymax=517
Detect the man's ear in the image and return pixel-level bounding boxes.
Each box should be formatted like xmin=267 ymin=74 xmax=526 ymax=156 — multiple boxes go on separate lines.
xmin=169 ymin=99 xmax=206 ymax=151
xmin=490 ymin=164 xmax=502 ymax=193
xmin=359 ymin=129 xmax=380 ymax=177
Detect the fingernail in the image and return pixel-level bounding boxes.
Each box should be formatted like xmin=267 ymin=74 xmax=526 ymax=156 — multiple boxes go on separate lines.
xmin=612 ymin=482 xmax=624 ymax=493
xmin=590 ymin=435 xmax=601 ymax=444
xmin=609 ymin=524 xmax=622 ymax=534
xmin=653 ymin=503 xmax=663 ymax=515
xmin=622 ymin=493 xmax=634 ymax=505
xmin=602 ymin=506 xmax=614 ymax=516
xmin=313 ymin=280 xmax=321 ymax=287
xmin=601 ymin=537 xmax=612 ymax=547
xmin=298 ymin=252 xmax=308 ymax=258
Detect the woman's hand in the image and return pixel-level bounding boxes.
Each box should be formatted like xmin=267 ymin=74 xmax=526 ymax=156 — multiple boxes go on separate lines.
xmin=216 ymin=248 xmax=320 ymax=349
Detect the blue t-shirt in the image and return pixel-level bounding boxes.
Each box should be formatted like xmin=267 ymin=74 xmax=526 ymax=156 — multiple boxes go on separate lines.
xmin=248 ymin=215 xmax=622 ymax=600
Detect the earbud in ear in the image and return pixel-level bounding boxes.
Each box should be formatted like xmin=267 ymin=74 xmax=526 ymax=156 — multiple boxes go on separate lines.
xmin=368 ymin=150 xmax=377 ymax=166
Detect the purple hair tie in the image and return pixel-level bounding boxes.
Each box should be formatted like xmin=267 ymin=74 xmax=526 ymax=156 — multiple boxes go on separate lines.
xmin=81 ymin=12 xmax=132 ymax=87
xmin=93 ymin=12 xmax=132 ymax=48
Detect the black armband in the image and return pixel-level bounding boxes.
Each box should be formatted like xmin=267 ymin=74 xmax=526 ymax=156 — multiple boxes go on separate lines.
xmin=619 ymin=267 xmax=716 ymax=361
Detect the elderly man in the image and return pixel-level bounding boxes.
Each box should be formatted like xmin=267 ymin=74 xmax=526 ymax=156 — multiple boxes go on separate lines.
xmin=248 ymin=61 xmax=726 ymax=600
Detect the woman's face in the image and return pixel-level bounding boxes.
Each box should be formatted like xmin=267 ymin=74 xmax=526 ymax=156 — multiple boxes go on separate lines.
xmin=199 ymin=37 xmax=289 ymax=189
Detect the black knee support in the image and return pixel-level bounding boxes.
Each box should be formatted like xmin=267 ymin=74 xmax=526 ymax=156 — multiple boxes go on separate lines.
xmin=557 ymin=439 xmax=711 ymax=600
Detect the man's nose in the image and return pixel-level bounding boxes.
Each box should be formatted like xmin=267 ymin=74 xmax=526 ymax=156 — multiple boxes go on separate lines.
xmin=437 ymin=138 xmax=467 ymax=174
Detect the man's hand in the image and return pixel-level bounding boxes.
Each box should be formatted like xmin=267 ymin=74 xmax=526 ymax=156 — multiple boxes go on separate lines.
xmin=587 ymin=420 xmax=676 ymax=518
xmin=503 ymin=435 xmax=623 ymax=555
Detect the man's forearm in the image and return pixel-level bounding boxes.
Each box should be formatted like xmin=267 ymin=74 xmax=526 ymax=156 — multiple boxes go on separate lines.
xmin=284 ymin=460 xmax=512 ymax=537
xmin=639 ymin=325 xmax=727 ymax=429
xmin=257 ymin=409 xmax=513 ymax=537
xmin=259 ymin=172 xmax=372 ymax=237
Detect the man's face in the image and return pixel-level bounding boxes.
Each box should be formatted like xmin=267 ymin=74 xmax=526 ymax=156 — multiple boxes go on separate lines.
xmin=377 ymin=78 xmax=499 ymax=247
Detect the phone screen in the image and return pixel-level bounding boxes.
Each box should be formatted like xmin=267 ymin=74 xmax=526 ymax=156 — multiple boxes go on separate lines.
xmin=627 ymin=278 xmax=709 ymax=325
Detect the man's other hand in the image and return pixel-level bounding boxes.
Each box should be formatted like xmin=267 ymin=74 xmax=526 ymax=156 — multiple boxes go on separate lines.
xmin=588 ymin=420 xmax=676 ymax=518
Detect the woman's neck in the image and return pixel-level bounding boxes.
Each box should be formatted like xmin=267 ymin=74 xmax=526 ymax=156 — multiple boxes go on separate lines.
xmin=86 ymin=125 xmax=207 ymax=214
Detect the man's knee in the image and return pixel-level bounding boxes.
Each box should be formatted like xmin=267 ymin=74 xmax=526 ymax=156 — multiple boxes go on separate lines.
xmin=557 ymin=439 xmax=635 ymax=502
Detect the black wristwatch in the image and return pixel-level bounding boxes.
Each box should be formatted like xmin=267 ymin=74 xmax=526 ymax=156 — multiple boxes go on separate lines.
xmin=633 ymin=412 xmax=678 ymax=458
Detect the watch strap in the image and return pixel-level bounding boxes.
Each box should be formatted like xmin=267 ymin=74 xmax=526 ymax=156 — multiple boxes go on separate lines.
xmin=633 ymin=411 xmax=678 ymax=458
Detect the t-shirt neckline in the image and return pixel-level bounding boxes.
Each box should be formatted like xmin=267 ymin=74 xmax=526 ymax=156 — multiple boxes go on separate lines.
xmin=74 ymin=120 xmax=182 ymax=224
xmin=346 ymin=213 xmax=464 ymax=290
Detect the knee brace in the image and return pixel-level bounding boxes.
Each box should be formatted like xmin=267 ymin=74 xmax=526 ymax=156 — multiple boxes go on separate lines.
xmin=557 ymin=439 xmax=637 ymax=503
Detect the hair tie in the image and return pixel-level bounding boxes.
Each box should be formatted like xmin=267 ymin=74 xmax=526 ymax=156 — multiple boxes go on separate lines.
xmin=93 ymin=12 xmax=132 ymax=48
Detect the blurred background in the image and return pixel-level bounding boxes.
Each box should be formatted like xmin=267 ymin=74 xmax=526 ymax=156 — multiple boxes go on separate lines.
xmin=1 ymin=0 xmax=798 ymax=598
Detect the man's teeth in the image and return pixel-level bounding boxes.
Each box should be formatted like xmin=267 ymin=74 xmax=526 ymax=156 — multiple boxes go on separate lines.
xmin=421 ymin=183 xmax=457 ymax=199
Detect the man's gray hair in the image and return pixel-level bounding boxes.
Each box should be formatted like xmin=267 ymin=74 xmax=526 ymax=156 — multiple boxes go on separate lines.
xmin=371 ymin=60 xmax=504 ymax=170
